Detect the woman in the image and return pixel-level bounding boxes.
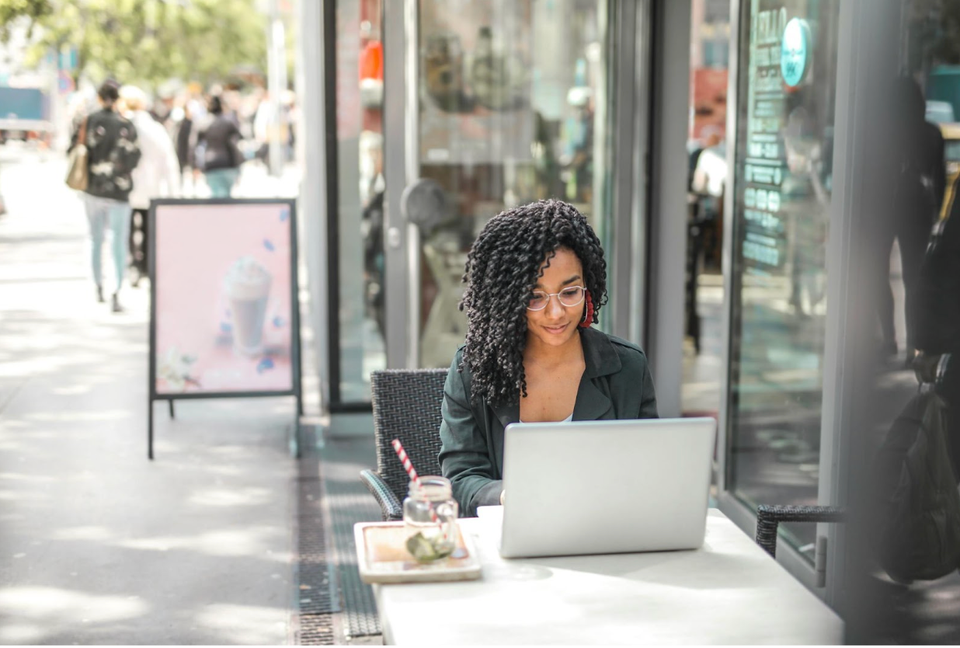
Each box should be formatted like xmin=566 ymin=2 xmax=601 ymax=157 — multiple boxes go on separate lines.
xmin=196 ymin=95 xmax=243 ymax=197
xmin=69 ymin=79 xmax=141 ymax=313
xmin=439 ymin=199 xmax=658 ymax=516
xmin=119 ymin=85 xmax=181 ymax=286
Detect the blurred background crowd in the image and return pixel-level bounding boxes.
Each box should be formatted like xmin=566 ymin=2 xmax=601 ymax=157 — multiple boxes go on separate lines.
xmin=64 ymin=81 xmax=298 ymax=193
xmin=0 ymin=0 xmax=298 ymax=196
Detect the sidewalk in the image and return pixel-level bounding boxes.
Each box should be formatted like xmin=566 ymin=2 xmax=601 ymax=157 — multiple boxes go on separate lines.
xmin=0 ymin=150 xmax=306 ymax=644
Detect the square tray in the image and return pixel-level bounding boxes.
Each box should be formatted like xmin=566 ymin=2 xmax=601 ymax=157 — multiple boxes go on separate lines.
xmin=353 ymin=520 xmax=482 ymax=584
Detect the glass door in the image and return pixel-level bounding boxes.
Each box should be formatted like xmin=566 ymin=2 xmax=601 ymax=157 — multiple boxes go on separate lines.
xmin=383 ymin=0 xmax=618 ymax=370
xmin=722 ymin=0 xmax=841 ymax=561
xmin=328 ymin=0 xmax=388 ymax=407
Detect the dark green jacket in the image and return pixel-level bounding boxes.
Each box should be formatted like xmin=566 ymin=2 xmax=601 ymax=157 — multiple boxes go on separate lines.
xmin=438 ymin=327 xmax=659 ymax=516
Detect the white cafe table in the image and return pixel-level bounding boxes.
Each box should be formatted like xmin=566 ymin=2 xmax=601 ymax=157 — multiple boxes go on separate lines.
xmin=372 ymin=507 xmax=844 ymax=645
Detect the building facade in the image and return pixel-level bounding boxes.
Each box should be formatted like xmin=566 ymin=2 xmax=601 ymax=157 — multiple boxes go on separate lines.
xmin=298 ymin=0 xmax=960 ymax=634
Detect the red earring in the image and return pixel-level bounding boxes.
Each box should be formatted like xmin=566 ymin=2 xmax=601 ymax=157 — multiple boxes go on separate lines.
xmin=579 ymin=290 xmax=594 ymax=328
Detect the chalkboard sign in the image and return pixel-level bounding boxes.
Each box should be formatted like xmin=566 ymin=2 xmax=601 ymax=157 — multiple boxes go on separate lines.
xmin=147 ymin=198 xmax=302 ymax=459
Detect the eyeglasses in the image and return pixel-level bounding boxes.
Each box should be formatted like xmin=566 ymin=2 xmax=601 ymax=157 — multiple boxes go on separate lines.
xmin=526 ymin=286 xmax=585 ymax=311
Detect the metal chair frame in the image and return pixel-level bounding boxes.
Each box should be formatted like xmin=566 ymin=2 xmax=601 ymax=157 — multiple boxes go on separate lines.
xmin=360 ymin=368 xmax=448 ymax=521
xmin=755 ymin=504 xmax=846 ymax=558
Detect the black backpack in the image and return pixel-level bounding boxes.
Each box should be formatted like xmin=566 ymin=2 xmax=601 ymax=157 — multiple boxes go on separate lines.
xmin=875 ymin=387 xmax=960 ymax=582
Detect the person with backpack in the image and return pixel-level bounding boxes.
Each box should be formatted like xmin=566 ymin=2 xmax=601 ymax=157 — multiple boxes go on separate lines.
xmin=914 ymin=174 xmax=960 ymax=480
xmin=875 ymin=77 xmax=946 ymax=363
xmin=68 ymin=79 xmax=142 ymax=313
xmin=872 ymin=172 xmax=960 ymax=586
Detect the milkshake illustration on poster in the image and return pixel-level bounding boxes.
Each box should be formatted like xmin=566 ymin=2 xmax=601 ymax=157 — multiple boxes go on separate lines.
xmin=152 ymin=201 xmax=296 ymax=395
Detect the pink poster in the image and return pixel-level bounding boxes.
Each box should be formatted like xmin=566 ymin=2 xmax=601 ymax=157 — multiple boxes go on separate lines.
xmin=152 ymin=201 xmax=297 ymax=395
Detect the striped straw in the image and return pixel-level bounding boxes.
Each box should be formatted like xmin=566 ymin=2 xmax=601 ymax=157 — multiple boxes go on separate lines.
xmin=392 ymin=438 xmax=439 ymax=524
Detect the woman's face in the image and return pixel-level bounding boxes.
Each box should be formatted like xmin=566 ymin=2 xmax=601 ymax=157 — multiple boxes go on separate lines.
xmin=525 ymin=247 xmax=585 ymax=350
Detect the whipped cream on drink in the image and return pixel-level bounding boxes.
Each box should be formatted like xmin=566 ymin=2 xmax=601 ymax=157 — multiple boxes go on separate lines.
xmin=225 ymin=256 xmax=272 ymax=356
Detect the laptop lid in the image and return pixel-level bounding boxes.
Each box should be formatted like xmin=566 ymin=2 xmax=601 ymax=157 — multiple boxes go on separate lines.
xmin=498 ymin=417 xmax=716 ymax=559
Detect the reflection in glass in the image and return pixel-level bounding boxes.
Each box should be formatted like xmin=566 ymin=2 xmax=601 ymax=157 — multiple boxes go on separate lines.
xmin=682 ymin=0 xmax=731 ymax=417
xmin=415 ymin=0 xmax=613 ymax=368
xmin=728 ymin=0 xmax=840 ymax=559
xmin=336 ymin=0 xmax=386 ymax=403
xmin=853 ymin=5 xmax=960 ymax=641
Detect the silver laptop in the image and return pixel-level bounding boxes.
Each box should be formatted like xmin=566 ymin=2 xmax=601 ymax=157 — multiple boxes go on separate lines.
xmin=497 ymin=417 xmax=716 ymax=559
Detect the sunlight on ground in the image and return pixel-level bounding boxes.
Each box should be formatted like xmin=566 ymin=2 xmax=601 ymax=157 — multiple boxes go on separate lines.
xmin=0 ymin=472 xmax=57 ymax=483
xmin=0 ymin=623 xmax=44 ymax=643
xmin=117 ymin=528 xmax=289 ymax=559
xmin=52 ymin=384 xmax=95 ymax=395
xmin=0 ymin=357 xmax=77 ymax=378
xmin=188 ymin=487 xmax=274 ymax=507
xmin=0 ymin=587 xmax=149 ymax=640
xmin=194 ymin=603 xmax=289 ymax=644
xmin=49 ymin=526 xmax=114 ymax=541
xmin=0 ymin=490 xmax=49 ymax=502
xmin=26 ymin=410 xmax=131 ymax=423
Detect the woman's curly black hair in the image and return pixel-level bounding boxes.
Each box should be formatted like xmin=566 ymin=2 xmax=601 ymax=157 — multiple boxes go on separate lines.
xmin=458 ymin=199 xmax=607 ymax=408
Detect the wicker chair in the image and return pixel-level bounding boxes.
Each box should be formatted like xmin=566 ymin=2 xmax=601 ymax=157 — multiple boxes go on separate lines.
xmin=755 ymin=505 xmax=847 ymax=558
xmin=360 ymin=368 xmax=449 ymax=521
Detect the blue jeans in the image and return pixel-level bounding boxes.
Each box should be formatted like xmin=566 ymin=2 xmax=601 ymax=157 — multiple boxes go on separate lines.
xmin=205 ymin=168 xmax=240 ymax=198
xmin=83 ymin=194 xmax=131 ymax=294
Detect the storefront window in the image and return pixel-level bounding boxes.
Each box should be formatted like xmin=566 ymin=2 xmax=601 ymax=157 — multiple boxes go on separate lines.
xmin=682 ymin=0 xmax=730 ymax=417
xmin=332 ymin=0 xmax=615 ymax=396
xmin=414 ymin=0 xmax=614 ymax=367
xmin=727 ymin=0 xmax=840 ymax=559
xmin=334 ymin=0 xmax=386 ymax=403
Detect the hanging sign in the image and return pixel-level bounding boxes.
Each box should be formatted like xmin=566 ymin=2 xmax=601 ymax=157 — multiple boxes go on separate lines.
xmin=781 ymin=18 xmax=811 ymax=87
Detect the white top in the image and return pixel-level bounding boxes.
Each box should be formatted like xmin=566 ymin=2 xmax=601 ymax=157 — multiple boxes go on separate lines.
xmin=374 ymin=509 xmax=844 ymax=645
xmin=128 ymin=110 xmax=181 ymax=209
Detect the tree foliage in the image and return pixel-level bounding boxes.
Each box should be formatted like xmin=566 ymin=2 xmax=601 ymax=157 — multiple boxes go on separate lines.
xmin=0 ymin=0 xmax=268 ymax=88
xmin=0 ymin=0 xmax=50 ymax=41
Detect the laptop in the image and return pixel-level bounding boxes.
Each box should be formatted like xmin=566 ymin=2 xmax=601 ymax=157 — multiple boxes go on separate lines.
xmin=496 ymin=417 xmax=716 ymax=559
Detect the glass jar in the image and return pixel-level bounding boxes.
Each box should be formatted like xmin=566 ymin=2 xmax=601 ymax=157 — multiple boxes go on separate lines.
xmin=402 ymin=476 xmax=458 ymax=562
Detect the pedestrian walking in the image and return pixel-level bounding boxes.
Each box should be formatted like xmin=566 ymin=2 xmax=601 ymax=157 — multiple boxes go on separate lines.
xmin=119 ymin=85 xmax=181 ymax=287
xmin=68 ymin=79 xmax=142 ymax=312
xmin=175 ymin=100 xmax=194 ymax=175
xmin=196 ymin=95 xmax=243 ymax=198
